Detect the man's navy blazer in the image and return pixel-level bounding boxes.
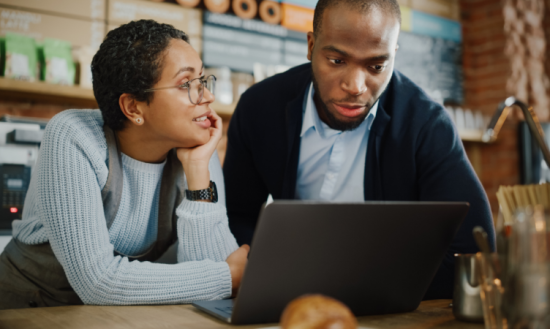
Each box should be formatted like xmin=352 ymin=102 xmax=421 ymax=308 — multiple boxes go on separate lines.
xmin=223 ymin=63 xmax=495 ymax=299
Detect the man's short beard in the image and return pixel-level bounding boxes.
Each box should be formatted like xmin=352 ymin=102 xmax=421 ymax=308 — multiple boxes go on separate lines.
xmin=311 ymin=72 xmax=370 ymax=132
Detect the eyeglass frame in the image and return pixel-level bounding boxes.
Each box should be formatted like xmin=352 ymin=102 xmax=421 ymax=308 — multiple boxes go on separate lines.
xmin=143 ymin=75 xmax=216 ymax=105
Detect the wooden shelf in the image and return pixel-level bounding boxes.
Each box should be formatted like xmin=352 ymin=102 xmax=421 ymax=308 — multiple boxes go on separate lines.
xmin=0 ymin=80 xmax=498 ymax=145
xmin=458 ymin=129 xmax=486 ymax=143
xmin=0 ymin=78 xmax=239 ymax=113
xmin=0 ymin=77 xmax=97 ymax=107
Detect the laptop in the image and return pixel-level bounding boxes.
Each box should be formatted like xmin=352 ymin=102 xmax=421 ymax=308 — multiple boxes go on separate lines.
xmin=193 ymin=201 xmax=468 ymax=324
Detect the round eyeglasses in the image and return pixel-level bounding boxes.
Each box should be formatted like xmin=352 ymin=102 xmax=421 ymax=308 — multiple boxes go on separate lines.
xmin=144 ymin=75 xmax=216 ymax=105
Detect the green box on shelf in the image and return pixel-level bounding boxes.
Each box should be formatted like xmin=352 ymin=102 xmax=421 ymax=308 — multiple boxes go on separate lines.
xmin=3 ymin=33 xmax=39 ymax=82
xmin=41 ymin=38 xmax=76 ymax=85
xmin=0 ymin=37 xmax=5 ymax=77
xmin=36 ymin=42 xmax=44 ymax=81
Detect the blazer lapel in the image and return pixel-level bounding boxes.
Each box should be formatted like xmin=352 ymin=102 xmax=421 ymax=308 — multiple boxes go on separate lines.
xmin=364 ymin=96 xmax=391 ymax=201
xmin=281 ymin=75 xmax=311 ymax=199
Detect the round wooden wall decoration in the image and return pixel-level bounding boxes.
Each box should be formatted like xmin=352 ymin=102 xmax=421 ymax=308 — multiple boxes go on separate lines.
xmin=259 ymin=0 xmax=281 ymax=24
xmin=176 ymin=0 xmax=201 ymax=7
xmin=204 ymin=0 xmax=231 ymax=13
xmin=232 ymin=0 xmax=258 ymax=19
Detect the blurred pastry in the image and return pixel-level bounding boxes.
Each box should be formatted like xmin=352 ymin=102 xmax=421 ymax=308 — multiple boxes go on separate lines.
xmin=280 ymin=294 xmax=357 ymax=329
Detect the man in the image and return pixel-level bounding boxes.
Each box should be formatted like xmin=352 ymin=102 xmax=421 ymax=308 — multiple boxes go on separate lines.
xmin=223 ymin=0 xmax=495 ymax=299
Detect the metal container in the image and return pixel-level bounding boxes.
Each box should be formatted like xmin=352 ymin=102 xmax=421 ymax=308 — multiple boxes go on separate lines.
xmin=453 ymin=253 xmax=484 ymax=322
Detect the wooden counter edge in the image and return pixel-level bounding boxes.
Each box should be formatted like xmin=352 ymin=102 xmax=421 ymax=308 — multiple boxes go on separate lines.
xmin=0 ymin=299 xmax=484 ymax=329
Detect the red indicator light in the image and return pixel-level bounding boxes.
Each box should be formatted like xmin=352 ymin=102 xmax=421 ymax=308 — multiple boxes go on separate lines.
xmin=10 ymin=207 xmax=18 ymax=213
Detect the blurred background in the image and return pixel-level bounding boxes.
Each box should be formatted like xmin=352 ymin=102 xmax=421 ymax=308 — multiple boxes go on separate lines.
xmin=0 ymin=0 xmax=549 ymax=243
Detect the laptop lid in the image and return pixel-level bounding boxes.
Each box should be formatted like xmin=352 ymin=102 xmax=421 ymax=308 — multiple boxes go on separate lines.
xmin=229 ymin=201 xmax=468 ymax=324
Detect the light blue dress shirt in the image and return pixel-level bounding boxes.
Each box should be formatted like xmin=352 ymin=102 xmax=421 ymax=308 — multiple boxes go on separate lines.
xmin=295 ymin=83 xmax=378 ymax=201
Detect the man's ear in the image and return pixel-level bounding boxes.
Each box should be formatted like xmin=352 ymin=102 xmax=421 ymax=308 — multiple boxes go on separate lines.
xmin=119 ymin=93 xmax=145 ymax=126
xmin=307 ymin=32 xmax=315 ymax=61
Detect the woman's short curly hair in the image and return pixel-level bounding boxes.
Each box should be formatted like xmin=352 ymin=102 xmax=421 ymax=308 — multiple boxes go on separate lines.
xmin=92 ymin=20 xmax=189 ymax=131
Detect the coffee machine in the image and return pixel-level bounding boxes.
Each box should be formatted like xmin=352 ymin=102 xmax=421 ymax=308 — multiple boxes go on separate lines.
xmin=0 ymin=121 xmax=42 ymax=234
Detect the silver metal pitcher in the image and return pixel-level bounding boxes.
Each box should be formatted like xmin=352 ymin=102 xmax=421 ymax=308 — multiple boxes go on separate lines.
xmin=453 ymin=253 xmax=484 ymax=322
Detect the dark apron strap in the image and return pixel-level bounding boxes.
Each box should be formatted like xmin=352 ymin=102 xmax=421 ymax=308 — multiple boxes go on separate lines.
xmin=101 ymin=125 xmax=124 ymax=229
xmin=101 ymin=125 xmax=183 ymax=262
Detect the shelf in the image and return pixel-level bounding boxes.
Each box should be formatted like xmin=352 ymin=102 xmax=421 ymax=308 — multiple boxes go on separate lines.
xmin=458 ymin=129 xmax=486 ymax=143
xmin=0 ymin=77 xmax=240 ymax=114
xmin=0 ymin=79 xmax=499 ymax=145
xmin=0 ymin=77 xmax=97 ymax=108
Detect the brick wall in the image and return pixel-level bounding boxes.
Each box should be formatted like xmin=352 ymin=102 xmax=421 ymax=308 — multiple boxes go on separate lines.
xmin=461 ymin=0 xmax=509 ymax=114
xmin=460 ymin=0 xmax=523 ymax=218
xmin=462 ymin=122 xmax=519 ymax=218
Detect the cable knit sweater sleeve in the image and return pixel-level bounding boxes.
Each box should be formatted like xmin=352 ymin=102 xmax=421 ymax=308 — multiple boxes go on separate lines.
xmin=37 ymin=111 xmax=238 ymax=305
xmin=177 ymin=200 xmax=239 ymax=263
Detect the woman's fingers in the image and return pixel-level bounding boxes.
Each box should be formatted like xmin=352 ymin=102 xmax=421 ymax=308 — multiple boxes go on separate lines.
xmin=176 ymin=110 xmax=222 ymax=168
xmin=207 ymin=111 xmax=223 ymax=143
xmin=209 ymin=111 xmax=222 ymax=134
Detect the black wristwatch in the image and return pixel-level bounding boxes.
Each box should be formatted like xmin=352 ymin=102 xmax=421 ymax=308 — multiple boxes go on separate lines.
xmin=186 ymin=181 xmax=218 ymax=203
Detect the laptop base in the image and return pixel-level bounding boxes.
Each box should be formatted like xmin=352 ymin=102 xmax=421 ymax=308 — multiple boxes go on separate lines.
xmin=192 ymin=299 xmax=234 ymax=323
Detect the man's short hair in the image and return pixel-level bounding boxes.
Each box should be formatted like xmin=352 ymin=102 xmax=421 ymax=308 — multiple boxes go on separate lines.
xmin=92 ymin=20 xmax=189 ymax=131
xmin=313 ymin=0 xmax=401 ymax=36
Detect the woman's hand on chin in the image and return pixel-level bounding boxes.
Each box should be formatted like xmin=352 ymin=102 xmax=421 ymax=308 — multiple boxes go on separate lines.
xmin=177 ymin=111 xmax=223 ymax=191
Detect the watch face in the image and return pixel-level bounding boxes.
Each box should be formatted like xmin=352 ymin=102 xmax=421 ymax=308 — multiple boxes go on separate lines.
xmin=211 ymin=181 xmax=218 ymax=203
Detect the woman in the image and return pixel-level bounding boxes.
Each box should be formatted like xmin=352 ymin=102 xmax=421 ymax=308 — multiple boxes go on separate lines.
xmin=0 ymin=20 xmax=249 ymax=309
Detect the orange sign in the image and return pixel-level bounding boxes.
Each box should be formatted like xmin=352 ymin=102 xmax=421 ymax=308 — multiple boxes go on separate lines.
xmin=281 ymin=3 xmax=314 ymax=33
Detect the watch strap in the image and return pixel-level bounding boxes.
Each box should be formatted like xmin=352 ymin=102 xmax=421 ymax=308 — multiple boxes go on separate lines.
xmin=185 ymin=181 xmax=218 ymax=203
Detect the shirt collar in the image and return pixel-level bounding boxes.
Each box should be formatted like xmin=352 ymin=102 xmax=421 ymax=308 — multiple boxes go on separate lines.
xmin=301 ymin=82 xmax=379 ymax=138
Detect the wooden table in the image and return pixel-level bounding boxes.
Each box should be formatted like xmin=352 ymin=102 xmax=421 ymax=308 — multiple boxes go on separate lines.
xmin=0 ymin=299 xmax=484 ymax=329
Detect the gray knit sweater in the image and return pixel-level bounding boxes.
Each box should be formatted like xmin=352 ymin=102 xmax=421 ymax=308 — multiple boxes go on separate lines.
xmin=12 ymin=109 xmax=239 ymax=305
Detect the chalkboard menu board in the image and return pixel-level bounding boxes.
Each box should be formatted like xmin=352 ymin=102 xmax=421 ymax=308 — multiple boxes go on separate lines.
xmin=394 ymin=31 xmax=463 ymax=104
xmin=202 ymin=12 xmax=309 ymax=72
xmin=202 ymin=12 xmax=464 ymax=104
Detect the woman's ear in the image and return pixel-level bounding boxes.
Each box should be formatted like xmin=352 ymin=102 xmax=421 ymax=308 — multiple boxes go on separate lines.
xmin=119 ymin=93 xmax=145 ymax=126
